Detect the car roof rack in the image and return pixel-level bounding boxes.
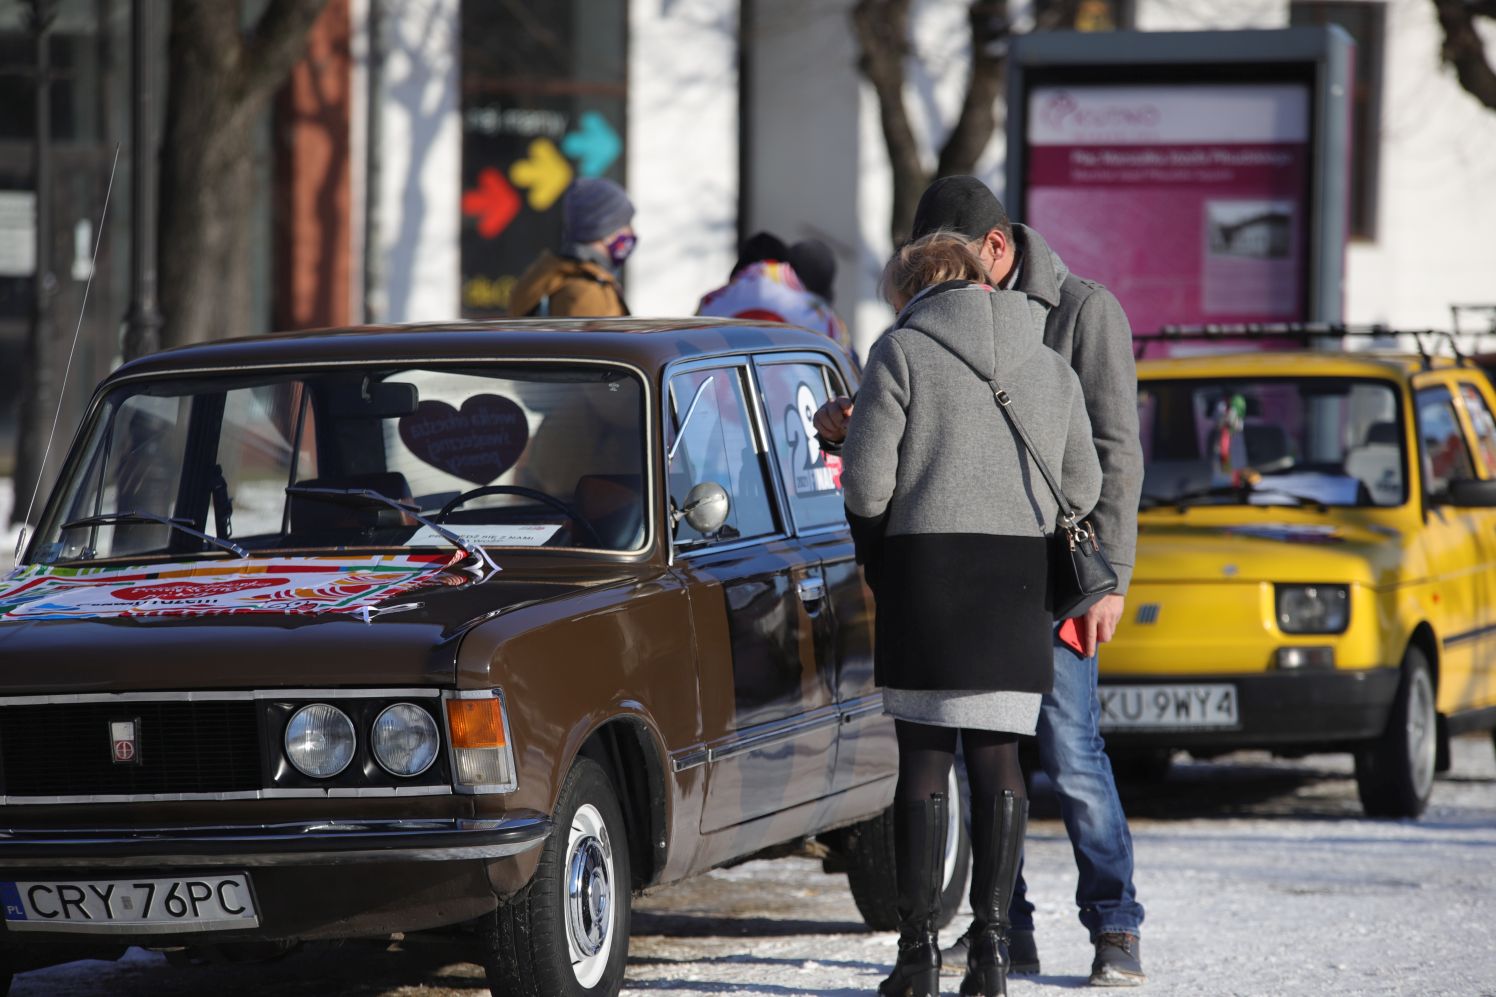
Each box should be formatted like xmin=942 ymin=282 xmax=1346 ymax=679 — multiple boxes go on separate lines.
xmin=1451 ymin=304 xmax=1496 ymax=340
xmin=1134 ymin=323 xmax=1469 ymax=370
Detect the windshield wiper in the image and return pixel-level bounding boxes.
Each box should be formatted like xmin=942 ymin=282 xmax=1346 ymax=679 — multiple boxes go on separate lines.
xmin=285 ymin=486 xmax=498 ymax=573
xmin=60 ymin=511 xmax=248 ymax=558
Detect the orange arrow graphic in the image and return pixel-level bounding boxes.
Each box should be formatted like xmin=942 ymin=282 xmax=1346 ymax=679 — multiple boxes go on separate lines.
xmin=508 ymin=138 xmax=574 ymax=212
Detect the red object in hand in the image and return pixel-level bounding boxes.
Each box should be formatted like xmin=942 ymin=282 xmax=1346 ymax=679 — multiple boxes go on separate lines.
xmin=1058 ymin=618 xmax=1084 ymax=655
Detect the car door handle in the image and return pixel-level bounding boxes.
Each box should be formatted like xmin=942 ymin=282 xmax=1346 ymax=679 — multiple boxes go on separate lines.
xmin=797 ymin=577 xmax=826 ymax=604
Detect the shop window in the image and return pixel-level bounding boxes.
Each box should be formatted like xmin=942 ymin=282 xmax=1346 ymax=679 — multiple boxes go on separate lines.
xmin=459 ymin=2 xmax=628 ymax=318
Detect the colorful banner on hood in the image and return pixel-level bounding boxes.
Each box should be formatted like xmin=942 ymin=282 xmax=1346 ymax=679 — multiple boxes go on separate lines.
xmin=0 ymin=553 xmax=467 ymax=621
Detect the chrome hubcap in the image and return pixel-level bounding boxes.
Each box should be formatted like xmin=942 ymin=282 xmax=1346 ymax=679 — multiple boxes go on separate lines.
xmin=1407 ymin=670 xmax=1436 ymax=800
xmin=565 ymin=803 xmax=614 ymax=988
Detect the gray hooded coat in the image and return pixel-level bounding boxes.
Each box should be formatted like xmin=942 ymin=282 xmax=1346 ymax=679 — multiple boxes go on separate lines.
xmin=841 ymin=282 xmax=1102 ymax=694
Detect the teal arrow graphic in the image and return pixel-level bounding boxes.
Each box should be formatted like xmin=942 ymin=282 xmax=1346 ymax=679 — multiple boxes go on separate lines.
xmin=561 ymin=111 xmax=622 ymax=178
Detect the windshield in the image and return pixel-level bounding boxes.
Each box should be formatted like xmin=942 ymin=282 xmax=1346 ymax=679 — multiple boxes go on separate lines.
xmin=1138 ymin=377 xmax=1405 ymax=508
xmin=30 ymin=363 xmax=647 ymax=564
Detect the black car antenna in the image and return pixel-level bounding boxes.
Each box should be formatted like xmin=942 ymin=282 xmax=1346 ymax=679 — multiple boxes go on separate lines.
xmin=17 ymin=143 xmax=121 ymax=549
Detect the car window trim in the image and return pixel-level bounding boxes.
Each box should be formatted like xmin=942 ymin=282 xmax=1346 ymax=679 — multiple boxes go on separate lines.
xmin=663 ymin=355 xmax=789 ymax=557
xmin=26 ymin=357 xmax=660 ymax=565
xmin=750 ymin=352 xmax=852 ymax=538
xmin=1413 ymin=381 xmax=1483 ymax=502
xmin=1455 ymin=378 xmax=1496 ymax=478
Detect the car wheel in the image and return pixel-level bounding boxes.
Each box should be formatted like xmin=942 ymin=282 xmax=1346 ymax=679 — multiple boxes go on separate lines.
xmin=480 ymin=757 xmax=631 ymax=997
xmin=1354 ymin=646 xmax=1437 ymax=818
xmin=844 ymin=765 xmax=970 ymax=931
xmin=1106 ymin=747 xmax=1174 ymax=785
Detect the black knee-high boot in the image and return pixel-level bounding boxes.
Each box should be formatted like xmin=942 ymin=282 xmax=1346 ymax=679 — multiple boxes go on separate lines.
xmin=879 ymin=792 xmax=948 ymax=997
xmin=960 ymin=790 xmax=1028 ymax=997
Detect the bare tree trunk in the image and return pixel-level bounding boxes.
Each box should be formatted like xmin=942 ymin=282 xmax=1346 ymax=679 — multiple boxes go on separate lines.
xmin=1432 ymin=0 xmax=1496 ymax=112
xmin=935 ymin=1 xmax=1011 ymax=179
xmin=852 ymin=0 xmax=927 ymax=246
xmin=853 ymin=0 xmax=1081 ymax=246
xmin=151 ymin=0 xmax=328 ymax=354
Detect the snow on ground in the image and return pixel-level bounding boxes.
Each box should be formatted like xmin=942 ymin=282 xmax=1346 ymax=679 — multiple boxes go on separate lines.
xmin=9 ymin=737 xmax=1495 ymax=996
xmin=622 ymin=736 xmax=1496 ymax=997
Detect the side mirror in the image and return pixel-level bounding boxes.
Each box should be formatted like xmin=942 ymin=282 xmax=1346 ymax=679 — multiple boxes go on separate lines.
xmin=674 ymin=482 xmax=730 ymax=536
xmin=1443 ymin=478 xmax=1496 ymax=507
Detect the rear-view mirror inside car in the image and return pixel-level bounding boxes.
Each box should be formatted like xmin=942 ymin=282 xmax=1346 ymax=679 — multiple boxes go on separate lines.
xmin=326 ymin=377 xmax=419 ymax=418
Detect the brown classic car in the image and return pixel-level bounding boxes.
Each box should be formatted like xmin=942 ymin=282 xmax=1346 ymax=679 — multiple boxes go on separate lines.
xmin=0 ymin=320 xmax=970 ymax=996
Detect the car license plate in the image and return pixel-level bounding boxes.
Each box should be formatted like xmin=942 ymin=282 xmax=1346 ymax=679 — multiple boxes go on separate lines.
xmin=1099 ymin=683 xmax=1239 ymax=730
xmin=0 ymin=874 xmax=258 ymax=934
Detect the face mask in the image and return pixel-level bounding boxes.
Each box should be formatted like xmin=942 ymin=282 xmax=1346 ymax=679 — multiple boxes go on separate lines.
xmin=605 ymin=231 xmax=637 ymax=267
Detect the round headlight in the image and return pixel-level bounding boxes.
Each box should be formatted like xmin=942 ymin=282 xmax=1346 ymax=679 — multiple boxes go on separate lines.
xmin=371 ymin=703 xmax=440 ymax=778
xmin=284 ymin=704 xmax=356 ymax=778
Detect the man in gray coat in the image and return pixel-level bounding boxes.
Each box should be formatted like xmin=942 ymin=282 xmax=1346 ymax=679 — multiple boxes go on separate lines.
xmin=816 ymin=176 xmax=1147 ymax=986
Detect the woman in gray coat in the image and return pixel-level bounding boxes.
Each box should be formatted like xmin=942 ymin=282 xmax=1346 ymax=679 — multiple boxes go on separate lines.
xmin=843 ymin=233 xmax=1102 ymax=997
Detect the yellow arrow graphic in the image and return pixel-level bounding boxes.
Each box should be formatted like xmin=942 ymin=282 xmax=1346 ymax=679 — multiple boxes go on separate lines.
xmin=509 ymin=138 xmax=574 ymax=212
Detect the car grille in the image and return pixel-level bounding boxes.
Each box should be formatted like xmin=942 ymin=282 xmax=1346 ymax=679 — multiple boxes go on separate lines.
xmin=0 ymin=700 xmax=262 ymax=798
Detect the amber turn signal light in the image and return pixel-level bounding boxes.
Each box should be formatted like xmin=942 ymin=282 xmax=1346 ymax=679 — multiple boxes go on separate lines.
xmin=447 ymin=697 xmax=507 ymax=749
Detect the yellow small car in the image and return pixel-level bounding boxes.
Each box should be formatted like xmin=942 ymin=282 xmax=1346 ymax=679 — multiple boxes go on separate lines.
xmin=1102 ymin=344 xmax=1496 ymax=818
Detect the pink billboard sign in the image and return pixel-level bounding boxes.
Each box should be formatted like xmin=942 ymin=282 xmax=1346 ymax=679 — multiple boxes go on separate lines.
xmin=1025 ymin=84 xmax=1312 ymax=339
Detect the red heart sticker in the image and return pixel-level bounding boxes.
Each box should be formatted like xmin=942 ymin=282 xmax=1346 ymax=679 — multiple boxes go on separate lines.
xmin=112 ymin=578 xmax=289 ymax=602
xmin=398 ymin=395 xmax=530 ymax=485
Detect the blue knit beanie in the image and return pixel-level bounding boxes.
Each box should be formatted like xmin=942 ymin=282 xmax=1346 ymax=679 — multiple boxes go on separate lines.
xmin=561 ymin=178 xmax=635 ymax=243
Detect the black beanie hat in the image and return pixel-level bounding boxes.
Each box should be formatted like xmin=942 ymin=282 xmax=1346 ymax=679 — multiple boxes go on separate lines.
xmin=788 ymin=239 xmax=837 ymax=303
xmin=733 ymin=231 xmax=789 ymax=276
xmin=911 ymin=175 xmax=1011 ymax=242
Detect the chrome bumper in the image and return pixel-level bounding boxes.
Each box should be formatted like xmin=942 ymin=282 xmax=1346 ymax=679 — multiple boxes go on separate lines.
xmin=0 ymin=815 xmax=552 ymax=869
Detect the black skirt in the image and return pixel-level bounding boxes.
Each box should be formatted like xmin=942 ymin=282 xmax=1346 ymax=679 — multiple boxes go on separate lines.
xmin=871 ymin=532 xmax=1053 ymax=694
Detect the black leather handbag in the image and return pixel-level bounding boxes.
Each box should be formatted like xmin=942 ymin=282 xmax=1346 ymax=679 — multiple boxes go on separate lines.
xmin=986 ymin=380 xmax=1118 ymax=619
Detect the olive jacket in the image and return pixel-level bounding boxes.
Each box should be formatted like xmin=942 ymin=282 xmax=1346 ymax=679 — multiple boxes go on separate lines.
xmin=507 ymin=251 xmax=629 ymax=318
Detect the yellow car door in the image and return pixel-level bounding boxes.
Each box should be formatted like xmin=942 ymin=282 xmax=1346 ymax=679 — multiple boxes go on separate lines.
xmin=1410 ymin=376 xmax=1492 ymax=717
xmin=1449 ymin=375 xmax=1496 ymax=712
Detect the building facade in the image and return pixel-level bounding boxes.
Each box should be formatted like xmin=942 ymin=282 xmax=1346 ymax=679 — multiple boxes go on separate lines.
xmin=2 ymin=0 xmax=1493 ymax=487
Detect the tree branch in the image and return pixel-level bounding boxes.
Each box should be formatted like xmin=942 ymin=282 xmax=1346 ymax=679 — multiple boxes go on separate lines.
xmin=1032 ymin=0 xmax=1083 ymax=32
xmin=1433 ymin=0 xmax=1496 ymax=111
xmin=239 ymin=0 xmax=331 ymax=105
xmin=936 ymin=1 xmax=1010 ymax=179
xmin=852 ymin=0 xmax=928 ymax=244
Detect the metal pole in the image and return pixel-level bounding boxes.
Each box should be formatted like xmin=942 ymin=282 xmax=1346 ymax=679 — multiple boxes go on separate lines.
xmin=362 ymin=0 xmax=383 ymax=323
xmin=123 ymin=0 xmax=161 ymax=359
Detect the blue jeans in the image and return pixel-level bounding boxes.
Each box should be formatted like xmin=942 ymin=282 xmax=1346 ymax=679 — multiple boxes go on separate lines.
xmin=1008 ymin=633 xmax=1144 ymax=940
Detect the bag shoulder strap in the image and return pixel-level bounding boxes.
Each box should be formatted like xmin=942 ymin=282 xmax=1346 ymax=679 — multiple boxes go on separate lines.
xmin=986 ymin=381 xmax=1077 ymax=527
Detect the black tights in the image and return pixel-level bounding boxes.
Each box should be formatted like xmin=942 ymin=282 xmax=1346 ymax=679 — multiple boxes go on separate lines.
xmin=894 ymin=720 xmax=1026 ymax=806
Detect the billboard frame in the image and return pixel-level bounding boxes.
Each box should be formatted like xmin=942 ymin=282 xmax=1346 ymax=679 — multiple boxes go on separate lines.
xmin=1005 ymin=27 xmax=1354 ymax=327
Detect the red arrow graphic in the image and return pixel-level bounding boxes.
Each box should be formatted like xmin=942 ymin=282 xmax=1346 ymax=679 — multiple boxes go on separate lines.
xmin=462 ymin=167 xmax=521 ymax=239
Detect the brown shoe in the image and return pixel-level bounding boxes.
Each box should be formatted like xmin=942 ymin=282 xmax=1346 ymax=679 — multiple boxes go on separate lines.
xmin=1089 ymin=932 xmax=1146 ymax=987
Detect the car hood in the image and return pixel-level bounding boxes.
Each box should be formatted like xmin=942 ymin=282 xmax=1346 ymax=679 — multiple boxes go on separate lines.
xmin=1134 ymin=517 xmax=1403 ymax=586
xmin=0 ymin=554 xmax=606 ymax=693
